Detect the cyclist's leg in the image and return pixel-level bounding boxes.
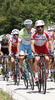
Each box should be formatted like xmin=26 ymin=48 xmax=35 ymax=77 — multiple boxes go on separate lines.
xmin=45 ymin=56 xmax=50 ymax=79
xmin=19 ymin=42 xmax=25 ymax=74
xmin=35 ymin=56 xmax=40 ymax=76
xmin=0 ymin=51 xmax=3 ymax=63
xmin=6 ymin=50 xmax=9 ymax=72
xmin=51 ymin=58 xmax=55 ymax=78
xmin=0 ymin=51 xmax=3 ymax=74
xmin=42 ymin=44 xmax=50 ymax=79
xmin=27 ymin=45 xmax=34 ymax=74
xmin=10 ymin=54 xmax=15 ymax=75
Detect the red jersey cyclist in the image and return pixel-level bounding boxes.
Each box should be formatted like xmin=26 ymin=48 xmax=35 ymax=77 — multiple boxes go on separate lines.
xmin=31 ymin=20 xmax=53 ymax=82
xmin=9 ymin=29 xmax=19 ymax=80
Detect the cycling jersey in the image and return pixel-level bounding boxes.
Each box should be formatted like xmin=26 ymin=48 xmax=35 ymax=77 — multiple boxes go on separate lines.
xmin=19 ymin=28 xmax=35 ymax=45
xmin=32 ymin=30 xmax=49 ymax=54
xmin=32 ymin=30 xmax=49 ymax=47
xmin=1 ymin=42 xmax=9 ymax=55
xmin=19 ymin=28 xmax=35 ymax=58
xmin=9 ymin=36 xmax=19 ymax=54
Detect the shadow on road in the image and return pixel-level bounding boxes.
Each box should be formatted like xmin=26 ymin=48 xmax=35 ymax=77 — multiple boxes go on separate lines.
xmin=47 ymin=88 xmax=55 ymax=90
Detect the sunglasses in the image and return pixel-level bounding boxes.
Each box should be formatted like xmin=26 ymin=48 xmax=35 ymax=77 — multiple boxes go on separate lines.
xmin=13 ymin=34 xmax=18 ymax=36
xmin=37 ymin=25 xmax=44 ymax=28
xmin=25 ymin=25 xmax=31 ymax=28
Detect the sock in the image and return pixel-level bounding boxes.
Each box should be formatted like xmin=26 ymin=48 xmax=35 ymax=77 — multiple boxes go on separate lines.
xmin=35 ymin=72 xmax=38 ymax=78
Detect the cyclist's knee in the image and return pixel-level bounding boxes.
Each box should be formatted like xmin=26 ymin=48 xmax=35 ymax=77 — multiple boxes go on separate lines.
xmin=45 ymin=56 xmax=49 ymax=62
xmin=29 ymin=59 xmax=33 ymax=64
xmin=35 ymin=57 xmax=40 ymax=62
xmin=11 ymin=57 xmax=14 ymax=63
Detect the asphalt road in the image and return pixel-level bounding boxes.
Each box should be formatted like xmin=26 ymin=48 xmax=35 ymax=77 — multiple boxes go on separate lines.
xmin=0 ymin=75 xmax=55 ymax=100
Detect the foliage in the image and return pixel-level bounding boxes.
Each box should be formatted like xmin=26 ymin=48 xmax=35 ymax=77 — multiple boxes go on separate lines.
xmin=0 ymin=0 xmax=55 ymax=34
xmin=0 ymin=89 xmax=14 ymax=100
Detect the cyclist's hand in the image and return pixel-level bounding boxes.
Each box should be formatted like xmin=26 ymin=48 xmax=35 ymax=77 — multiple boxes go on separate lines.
xmin=9 ymin=52 xmax=12 ymax=57
xmin=15 ymin=53 xmax=20 ymax=59
xmin=32 ymin=52 xmax=35 ymax=57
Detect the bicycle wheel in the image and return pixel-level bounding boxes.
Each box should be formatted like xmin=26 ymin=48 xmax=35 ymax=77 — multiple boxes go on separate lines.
xmin=53 ymin=72 xmax=55 ymax=83
xmin=17 ymin=63 xmax=20 ymax=85
xmin=38 ymin=67 xmax=41 ymax=92
xmin=23 ymin=70 xmax=28 ymax=89
xmin=14 ymin=74 xmax=17 ymax=85
xmin=6 ymin=62 xmax=9 ymax=81
xmin=23 ymin=61 xmax=28 ymax=89
xmin=2 ymin=60 xmax=6 ymax=81
xmin=24 ymin=77 xmax=28 ymax=89
xmin=26 ymin=61 xmax=34 ymax=90
xmin=42 ymin=63 xmax=46 ymax=94
xmin=17 ymin=74 xmax=20 ymax=85
xmin=13 ymin=62 xmax=17 ymax=85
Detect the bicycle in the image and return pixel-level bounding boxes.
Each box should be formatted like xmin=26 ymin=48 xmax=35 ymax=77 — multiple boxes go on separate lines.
xmin=2 ymin=55 xmax=9 ymax=81
xmin=17 ymin=53 xmax=34 ymax=90
xmin=12 ymin=55 xmax=20 ymax=85
xmin=33 ymin=53 xmax=51 ymax=94
xmin=0 ymin=56 xmax=3 ymax=75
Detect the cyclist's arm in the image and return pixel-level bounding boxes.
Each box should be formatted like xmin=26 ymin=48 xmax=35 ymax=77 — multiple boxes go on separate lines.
xmin=8 ymin=43 xmax=12 ymax=55
xmin=17 ymin=40 xmax=21 ymax=54
xmin=46 ymin=40 xmax=49 ymax=48
xmin=17 ymin=31 xmax=22 ymax=54
xmin=0 ymin=43 xmax=1 ymax=51
xmin=49 ymin=39 xmax=53 ymax=52
xmin=30 ymin=39 xmax=35 ymax=53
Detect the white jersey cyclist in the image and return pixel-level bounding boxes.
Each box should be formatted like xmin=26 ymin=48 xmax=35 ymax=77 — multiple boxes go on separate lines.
xmin=31 ymin=30 xmax=50 ymax=47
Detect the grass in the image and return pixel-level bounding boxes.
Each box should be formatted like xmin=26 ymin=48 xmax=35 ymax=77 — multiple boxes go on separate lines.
xmin=0 ymin=88 xmax=14 ymax=100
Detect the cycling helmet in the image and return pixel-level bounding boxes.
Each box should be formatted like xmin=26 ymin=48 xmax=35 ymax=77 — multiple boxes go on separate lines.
xmin=11 ymin=29 xmax=19 ymax=35
xmin=24 ymin=19 xmax=32 ymax=25
xmin=35 ymin=20 xmax=45 ymax=27
xmin=2 ymin=35 xmax=9 ymax=41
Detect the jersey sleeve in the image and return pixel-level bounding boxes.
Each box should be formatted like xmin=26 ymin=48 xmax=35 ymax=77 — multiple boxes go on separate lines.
xmin=9 ymin=36 xmax=12 ymax=44
xmin=18 ymin=30 xmax=23 ymax=42
xmin=31 ymin=30 xmax=37 ymax=39
xmin=44 ymin=32 xmax=51 ymax=41
xmin=18 ymin=37 xmax=21 ymax=42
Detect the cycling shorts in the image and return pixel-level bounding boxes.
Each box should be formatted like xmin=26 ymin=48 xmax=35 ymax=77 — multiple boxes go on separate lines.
xmin=20 ymin=42 xmax=33 ymax=59
xmin=1 ymin=48 xmax=9 ymax=55
xmin=34 ymin=44 xmax=49 ymax=54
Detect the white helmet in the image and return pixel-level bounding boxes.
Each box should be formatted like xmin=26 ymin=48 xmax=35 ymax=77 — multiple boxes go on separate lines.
xmin=35 ymin=20 xmax=45 ymax=27
xmin=24 ymin=19 xmax=32 ymax=25
xmin=2 ymin=35 xmax=9 ymax=41
xmin=11 ymin=29 xmax=19 ymax=35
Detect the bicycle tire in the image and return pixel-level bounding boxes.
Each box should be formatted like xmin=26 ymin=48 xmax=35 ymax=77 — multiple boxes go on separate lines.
xmin=16 ymin=62 xmax=20 ymax=85
xmin=13 ymin=62 xmax=17 ymax=85
xmin=53 ymin=72 xmax=55 ymax=83
xmin=22 ymin=61 xmax=28 ymax=89
xmin=42 ymin=63 xmax=46 ymax=94
xmin=38 ymin=67 xmax=41 ymax=92
xmin=24 ymin=77 xmax=28 ymax=89
xmin=26 ymin=61 xmax=34 ymax=90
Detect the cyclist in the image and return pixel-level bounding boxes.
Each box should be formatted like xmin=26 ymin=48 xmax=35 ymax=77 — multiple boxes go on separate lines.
xmin=0 ymin=35 xmax=9 ymax=74
xmin=47 ymin=27 xmax=54 ymax=79
xmin=17 ymin=19 xmax=35 ymax=75
xmin=31 ymin=20 xmax=53 ymax=82
xmin=51 ymin=28 xmax=55 ymax=80
xmin=9 ymin=29 xmax=19 ymax=80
